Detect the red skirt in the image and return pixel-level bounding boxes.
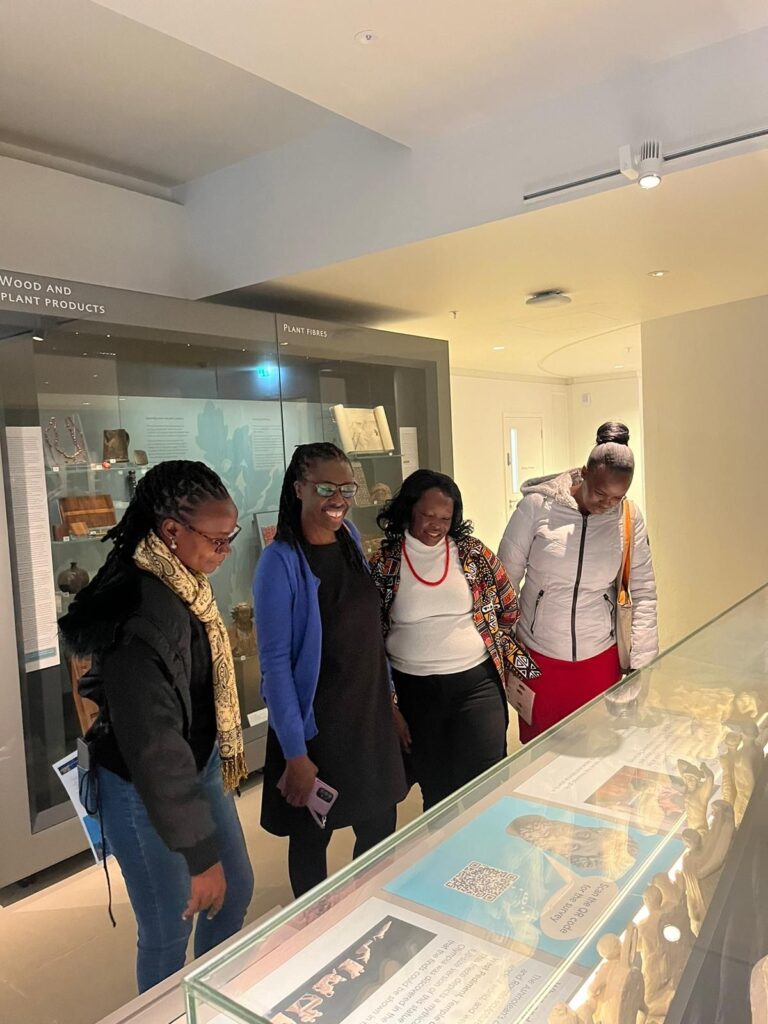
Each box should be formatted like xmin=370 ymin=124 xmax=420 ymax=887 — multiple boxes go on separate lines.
xmin=518 ymin=644 xmax=621 ymax=744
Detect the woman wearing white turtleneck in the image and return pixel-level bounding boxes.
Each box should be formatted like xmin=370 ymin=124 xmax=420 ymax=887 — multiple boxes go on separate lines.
xmin=370 ymin=470 xmax=539 ymax=810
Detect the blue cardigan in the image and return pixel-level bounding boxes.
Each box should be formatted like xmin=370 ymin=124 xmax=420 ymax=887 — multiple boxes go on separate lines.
xmin=253 ymin=522 xmax=372 ymax=760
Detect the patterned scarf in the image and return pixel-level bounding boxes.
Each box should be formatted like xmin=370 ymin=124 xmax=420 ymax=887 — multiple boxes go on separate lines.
xmin=134 ymin=531 xmax=247 ymax=792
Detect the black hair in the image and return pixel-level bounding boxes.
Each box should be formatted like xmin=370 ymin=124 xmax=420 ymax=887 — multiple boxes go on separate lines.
xmin=93 ymin=460 xmax=230 ymax=587
xmin=586 ymin=421 xmax=634 ymax=475
xmin=376 ymin=469 xmax=473 ymax=553
xmin=275 ymin=442 xmax=366 ymax=572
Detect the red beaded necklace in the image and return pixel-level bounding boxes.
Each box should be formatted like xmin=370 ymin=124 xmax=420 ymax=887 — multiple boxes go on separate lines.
xmin=402 ymin=536 xmax=450 ymax=586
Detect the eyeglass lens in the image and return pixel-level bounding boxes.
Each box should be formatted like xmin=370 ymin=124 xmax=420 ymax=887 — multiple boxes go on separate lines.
xmin=314 ymin=482 xmax=358 ymax=498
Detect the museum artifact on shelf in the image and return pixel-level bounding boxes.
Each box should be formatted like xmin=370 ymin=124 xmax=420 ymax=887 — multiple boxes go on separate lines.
xmin=57 ymin=561 xmax=89 ymax=595
xmin=43 ymin=414 xmax=88 ymax=468
xmin=56 ymin=494 xmax=117 ymax=538
xmin=102 ymin=428 xmax=130 ymax=463
xmin=332 ymin=404 xmax=395 ymax=454
xmin=350 ymin=461 xmax=372 ymax=507
xmin=228 ymin=603 xmax=258 ymax=659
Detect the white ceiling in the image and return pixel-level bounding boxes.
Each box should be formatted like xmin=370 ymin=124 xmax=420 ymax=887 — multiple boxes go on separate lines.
xmin=219 ymin=150 xmax=768 ymax=378
xmin=0 ymin=0 xmax=334 ymax=185
xmin=93 ymin=0 xmax=768 ymax=143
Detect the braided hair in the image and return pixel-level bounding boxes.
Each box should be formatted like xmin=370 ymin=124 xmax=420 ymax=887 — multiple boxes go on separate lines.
xmin=276 ymin=442 xmax=366 ymax=573
xmin=94 ymin=460 xmax=229 ymax=586
xmin=377 ymin=469 xmax=473 ymax=555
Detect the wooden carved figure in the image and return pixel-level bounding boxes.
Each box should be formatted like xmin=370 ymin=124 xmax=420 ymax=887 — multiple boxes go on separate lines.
xmin=637 ymin=885 xmax=675 ymax=1017
xmin=650 ymin=872 xmax=695 ymax=988
xmin=676 ymin=760 xmax=715 ymax=835
xmin=678 ymin=800 xmax=735 ymax=935
xmin=587 ymin=925 xmax=648 ymax=1024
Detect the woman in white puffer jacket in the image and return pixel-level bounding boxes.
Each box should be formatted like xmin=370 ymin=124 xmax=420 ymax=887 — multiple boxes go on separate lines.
xmin=498 ymin=421 xmax=658 ymax=742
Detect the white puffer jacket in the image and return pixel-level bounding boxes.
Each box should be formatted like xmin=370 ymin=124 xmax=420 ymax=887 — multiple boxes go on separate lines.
xmin=498 ymin=469 xmax=658 ymax=669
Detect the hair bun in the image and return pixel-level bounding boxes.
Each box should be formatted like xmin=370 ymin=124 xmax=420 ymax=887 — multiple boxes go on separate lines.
xmin=596 ymin=421 xmax=630 ymax=446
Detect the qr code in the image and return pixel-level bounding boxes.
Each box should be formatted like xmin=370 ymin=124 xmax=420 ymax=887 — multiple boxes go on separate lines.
xmin=444 ymin=861 xmax=519 ymax=902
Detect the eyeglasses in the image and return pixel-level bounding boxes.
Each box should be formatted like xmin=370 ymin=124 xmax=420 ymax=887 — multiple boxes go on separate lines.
xmin=183 ymin=522 xmax=242 ymax=553
xmin=305 ymin=480 xmax=359 ymax=500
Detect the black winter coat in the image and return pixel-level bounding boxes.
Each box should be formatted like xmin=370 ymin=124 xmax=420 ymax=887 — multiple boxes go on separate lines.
xmin=59 ymin=562 xmax=219 ymax=874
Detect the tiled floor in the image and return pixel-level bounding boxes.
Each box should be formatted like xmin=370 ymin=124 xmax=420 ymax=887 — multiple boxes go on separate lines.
xmin=0 ymin=775 xmax=425 ymax=1024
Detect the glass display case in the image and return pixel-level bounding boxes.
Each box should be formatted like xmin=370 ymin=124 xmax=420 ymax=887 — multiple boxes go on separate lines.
xmin=183 ymin=586 xmax=768 ymax=1024
xmin=0 ymin=272 xmax=451 ymax=887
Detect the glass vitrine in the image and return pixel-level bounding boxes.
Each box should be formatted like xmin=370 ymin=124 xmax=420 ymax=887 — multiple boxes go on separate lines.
xmin=184 ymin=586 xmax=768 ymax=1024
xmin=0 ymin=282 xmax=451 ymax=887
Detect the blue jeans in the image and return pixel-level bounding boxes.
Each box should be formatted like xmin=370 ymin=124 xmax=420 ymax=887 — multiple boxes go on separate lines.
xmin=98 ymin=748 xmax=254 ymax=992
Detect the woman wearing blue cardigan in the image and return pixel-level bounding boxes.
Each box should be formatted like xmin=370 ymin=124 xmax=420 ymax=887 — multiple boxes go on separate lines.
xmin=254 ymin=443 xmax=407 ymax=897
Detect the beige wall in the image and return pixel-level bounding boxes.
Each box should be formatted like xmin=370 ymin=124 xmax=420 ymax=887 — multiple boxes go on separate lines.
xmin=569 ymin=375 xmax=645 ymax=512
xmin=450 ymin=372 xmax=571 ymax=550
xmin=0 ymin=156 xmax=188 ymax=296
xmin=642 ymin=294 xmax=768 ymax=647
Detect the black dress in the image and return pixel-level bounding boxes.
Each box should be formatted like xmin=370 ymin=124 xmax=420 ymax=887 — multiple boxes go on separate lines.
xmin=261 ymin=539 xmax=407 ymax=835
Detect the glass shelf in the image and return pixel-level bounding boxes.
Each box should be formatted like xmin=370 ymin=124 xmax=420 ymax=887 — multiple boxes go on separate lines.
xmin=345 ymin=452 xmax=400 ymax=461
xmin=45 ymin=461 xmax=152 ymax=475
xmin=52 ymin=535 xmax=110 ymax=545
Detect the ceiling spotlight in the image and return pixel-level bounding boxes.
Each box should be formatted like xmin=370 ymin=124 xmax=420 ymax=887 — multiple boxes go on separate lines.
xmin=355 ymin=30 xmax=377 ymax=45
xmin=648 ymin=269 xmax=669 ymax=278
xmin=525 ymin=289 xmax=571 ymax=308
xmin=492 ymin=345 xmax=506 ymax=351
xmin=32 ymin=333 xmax=44 ymax=341
xmin=619 ymin=139 xmax=663 ymax=189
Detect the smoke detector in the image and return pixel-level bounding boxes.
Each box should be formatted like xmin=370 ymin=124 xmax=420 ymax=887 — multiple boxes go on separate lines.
xmin=525 ymin=289 xmax=572 ymax=308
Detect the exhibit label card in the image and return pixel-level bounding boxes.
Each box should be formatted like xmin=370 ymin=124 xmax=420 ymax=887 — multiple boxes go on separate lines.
xmin=514 ymin=713 xmax=721 ymax=834
xmin=232 ymin=898 xmax=580 ymax=1024
xmin=5 ymin=426 xmax=60 ymax=671
xmin=385 ymin=795 xmax=683 ymax=969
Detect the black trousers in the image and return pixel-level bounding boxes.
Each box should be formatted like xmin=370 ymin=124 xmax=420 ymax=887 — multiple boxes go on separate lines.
xmin=288 ymin=806 xmax=397 ymax=898
xmin=393 ymin=658 xmax=508 ymax=812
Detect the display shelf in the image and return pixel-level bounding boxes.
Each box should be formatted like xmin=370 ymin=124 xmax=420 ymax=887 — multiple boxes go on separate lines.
xmin=184 ymin=585 xmax=768 ymax=1024
xmin=341 ymin=452 xmax=400 ymax=462
xmin=52 ymin=536 xmax=110 ymax=545
xmin=46 ymin=461 xmax=153 ymax=474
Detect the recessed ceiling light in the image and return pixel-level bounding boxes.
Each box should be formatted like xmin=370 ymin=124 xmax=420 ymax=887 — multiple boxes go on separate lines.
xmin=32 ymin=333 xmax=44 ymax=342
xmin=492 ymin=346 xmax=506 ymax=351
xmin=355 ymin=29 xmax=377 ymax=45
xmin=647 ymin=269 xmax=669 ymax=277
xmin=525 ymin=289 xmax=571 ymax=308
xmin=614 ymin=364 xmax=625 ymax=369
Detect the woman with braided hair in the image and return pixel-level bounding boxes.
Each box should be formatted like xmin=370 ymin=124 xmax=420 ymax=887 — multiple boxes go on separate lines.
xmin=254 ymin=442 xmax=407 ymax=897
xmin=59 ymin=460 xmax=253 ymax=992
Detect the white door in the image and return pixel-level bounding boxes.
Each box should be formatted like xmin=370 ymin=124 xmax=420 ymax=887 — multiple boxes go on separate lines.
xmin=503 ymin=415 xmax=544 ymax=517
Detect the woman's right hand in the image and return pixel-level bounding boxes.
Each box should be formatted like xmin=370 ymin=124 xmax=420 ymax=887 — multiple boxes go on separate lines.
xmin=279 ymin=755 xmax=318 ymax=807
xmin=183 ymin=861 xmax=227 ymax=921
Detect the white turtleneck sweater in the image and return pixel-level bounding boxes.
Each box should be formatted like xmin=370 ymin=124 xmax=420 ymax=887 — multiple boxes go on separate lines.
xmin=385 ymin=530 xmax=488 ymax=676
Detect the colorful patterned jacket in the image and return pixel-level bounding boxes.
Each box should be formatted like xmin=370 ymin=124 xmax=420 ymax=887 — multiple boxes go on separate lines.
xmin=369 ymin=536 xmax=540 ymax=688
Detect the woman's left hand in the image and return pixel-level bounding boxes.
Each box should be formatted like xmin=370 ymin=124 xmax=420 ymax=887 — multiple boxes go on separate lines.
xmin=392 ymin=706 xmax=412 ymax=753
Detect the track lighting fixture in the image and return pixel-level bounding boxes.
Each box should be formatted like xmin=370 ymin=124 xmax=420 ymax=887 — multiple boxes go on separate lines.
xmin=619 ymin=139 xmax=664 ymax=189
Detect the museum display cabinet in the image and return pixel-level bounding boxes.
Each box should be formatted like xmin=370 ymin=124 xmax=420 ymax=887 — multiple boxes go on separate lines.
xmin=0 ymin=271 xmax=451 ymax=888
xmin=183 ymin=585 xmax=768 ymax=1024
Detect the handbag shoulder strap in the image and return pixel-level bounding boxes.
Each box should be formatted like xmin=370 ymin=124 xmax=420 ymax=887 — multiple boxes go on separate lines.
xmin=619 ymin=499 xmax=635 ymax=591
